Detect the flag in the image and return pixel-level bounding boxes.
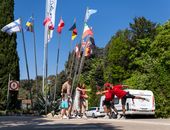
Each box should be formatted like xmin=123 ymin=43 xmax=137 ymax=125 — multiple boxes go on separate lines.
xmin=72 ymin=28 xmax=77 ymax=40
xmin=1 ymin=18 xmax=21 ymax=35
xmin=69 ymin=22 xmax=77 ymax=40
xmin=43 ymin=17 xmax=51 ymax=26
xmin=82 ymin=23 xmax=93 ymax=39
xmin=85 ymin=46 xmax=91 ymax=57
xmin=81 ymin=36 xmax=95 ymax=50
xmin=89 ymin=36 xmax=95 ymax=45
xmin=57 ymin=18 xmax=64 ymax=34
xmin=81 ymin=40 xmax=86 ymax=49
xmin=48 ymin=22 xmax=54 ymax=30
xmin=26 ymin=17 xmax=34 ymax=32
xmin=69 ymin=22 xmax=76 ymax=31
xmin=75 ymin=44 xmax=80 ymax=58
xmin=85 ymin=8 xmax=97 ymax=22
xmin=43 ymin=17 xmax=54 ymax=30
xmin=43 ymin=17 xmax=54 ymax=42
xmin=44 ymin=0 xmax=57 ymax=41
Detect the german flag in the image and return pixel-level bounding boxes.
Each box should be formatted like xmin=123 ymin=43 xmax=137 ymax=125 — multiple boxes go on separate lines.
xmin=69 ymin=22 xmax=77 ymax=40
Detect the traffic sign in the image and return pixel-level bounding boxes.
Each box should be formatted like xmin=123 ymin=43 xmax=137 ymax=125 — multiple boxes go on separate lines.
xmin=9 ymin=81 xmax=19 ymax=91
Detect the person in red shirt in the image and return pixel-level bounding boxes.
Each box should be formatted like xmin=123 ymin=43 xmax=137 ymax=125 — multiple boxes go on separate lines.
xmin=96 ymin=83 xmax=116 ymax=119
xmin=112 ymin=84 xmax=149 ymax=119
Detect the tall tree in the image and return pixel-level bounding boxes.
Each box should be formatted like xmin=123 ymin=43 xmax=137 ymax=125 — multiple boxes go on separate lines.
xmin=104 ymin=29 xmax=132 ymax=83
xmin=130 ymin=16 xmax=157 ymax=41
xmin=0 ymin=0 xmax=20 ymax=110
xmin=128 ymin=17 xmax=157 ymax=71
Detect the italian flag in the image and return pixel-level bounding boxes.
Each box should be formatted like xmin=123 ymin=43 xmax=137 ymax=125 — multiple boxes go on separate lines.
xmin=82 ymin=23 xmax=93 ymax=39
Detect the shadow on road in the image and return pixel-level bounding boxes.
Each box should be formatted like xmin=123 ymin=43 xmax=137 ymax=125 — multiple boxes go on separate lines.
xmin=0 ymin=116 xmax=123 ymax=130
xmin=126 ymin=115 xmax=155 ymax=119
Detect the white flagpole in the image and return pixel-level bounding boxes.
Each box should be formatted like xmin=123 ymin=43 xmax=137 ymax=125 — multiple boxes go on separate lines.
xmin=42 ymin=0 xmax=49 ymax=115
xmin=42 ymin=0 xmax=49 ymax=96
xmin=42 ymin=0 xmax=57 ymax=96
xmin=43 ymin=0 xmax=57 ymax=115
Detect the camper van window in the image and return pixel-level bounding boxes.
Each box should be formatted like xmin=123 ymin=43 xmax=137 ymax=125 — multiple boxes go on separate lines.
xmin=114 ymin=97 xmax=119 ymax=104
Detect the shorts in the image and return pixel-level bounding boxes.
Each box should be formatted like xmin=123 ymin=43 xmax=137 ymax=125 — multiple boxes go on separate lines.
xmin=110 ymin=101 xmax=115 ymax=109
xmin=61 ymin=100 xmax=68 ymax=109
xmin=103 ymin=100 xmax=111 ymax=108
xmin=121 ymin=92 xmax=135 ymax=105
xmin=80 ymin=98 xmax=86 ymax=104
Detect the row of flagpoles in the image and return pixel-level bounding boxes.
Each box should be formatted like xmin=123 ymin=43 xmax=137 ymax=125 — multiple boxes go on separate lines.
xmin=1 ymin=0 xmax=97 ymax=110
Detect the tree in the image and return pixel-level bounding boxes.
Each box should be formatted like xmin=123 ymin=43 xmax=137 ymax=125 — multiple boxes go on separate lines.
xmin=104 ymin=29 xmax=132 ymax=83
xmin=129 ymin=17 xmax=157 ymax=71
xmin=0 ymin=0 xmax=20 ymax=110
xmin=148 ymin=21 xmax=170 ymax=117
xmin=130 ymin=16 xmax=157 ymax=41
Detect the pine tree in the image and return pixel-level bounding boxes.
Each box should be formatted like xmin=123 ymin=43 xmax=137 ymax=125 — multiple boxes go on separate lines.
xmin=0 ymin=0 xmax=20 ymax=110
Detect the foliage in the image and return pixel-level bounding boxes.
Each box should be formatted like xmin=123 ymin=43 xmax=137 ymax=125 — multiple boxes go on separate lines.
xmin=80 ymin=58 xmax=104 ymax=107
xmin=0 ymin=0 xmax=20 ymax=110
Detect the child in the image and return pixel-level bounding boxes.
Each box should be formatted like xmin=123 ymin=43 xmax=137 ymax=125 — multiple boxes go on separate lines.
xmin=60 ymin=94 xmax=69 ymax=119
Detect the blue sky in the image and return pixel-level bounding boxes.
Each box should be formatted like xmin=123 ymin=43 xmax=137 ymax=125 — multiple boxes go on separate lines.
xmin=14 ymin=0 xmax=170 ymax=80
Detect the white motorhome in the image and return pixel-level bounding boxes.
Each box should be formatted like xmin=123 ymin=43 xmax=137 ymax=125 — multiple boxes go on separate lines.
xmin=99 ymin=89 xmax=155 ymax=116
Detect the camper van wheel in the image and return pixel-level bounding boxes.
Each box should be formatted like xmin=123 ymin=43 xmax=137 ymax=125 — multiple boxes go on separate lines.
xmin=92 ymin=113 xmax=95 ymax=118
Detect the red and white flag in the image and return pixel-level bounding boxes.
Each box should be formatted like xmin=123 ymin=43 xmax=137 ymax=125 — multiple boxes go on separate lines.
xmin=43 ymin=17 xmax=51 ymax=26
xmin=57 ymin=18 xmax=64 ymax=34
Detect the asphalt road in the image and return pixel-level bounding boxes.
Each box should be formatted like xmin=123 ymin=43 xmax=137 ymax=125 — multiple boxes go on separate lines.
xmin=0 ymin=116 xmax=170 ymax=130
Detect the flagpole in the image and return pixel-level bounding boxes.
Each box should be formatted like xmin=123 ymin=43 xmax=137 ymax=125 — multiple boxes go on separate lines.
xmin=45 ymin=29 xmax=49 ymax=115
xmin=21 ymin=22 xmax=32 ymax=107
xmin=69 ymin=46 xmax=75 ymax=78
xmin=42 ymin=0 xmax=49 ymax=115
xmin=68 ymin=18 xmax=77 ymax=77
xmin=6 ymin=73 xmax=11 ymax=111
xmin=32 ymin=14 xmax=38 ymax=97
xmin=77 ymin=44 xmax=87 ymax=82
xmin=70 ymin=49 xmax=79 ymax=96
xmin=42 ymin=0 xmax=48 ymax=96
xmin=54 ymin=33 xmax=61 ymax=102
xmin=71 ymin=7 xmax=88 ymax=91
xmin=77 ymin=7 xmax=97 ymax=82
